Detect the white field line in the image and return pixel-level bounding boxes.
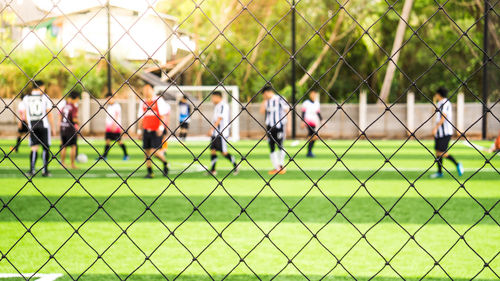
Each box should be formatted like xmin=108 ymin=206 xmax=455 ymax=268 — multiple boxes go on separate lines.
xmin=0 ymin=273 xmax=62 ymax=281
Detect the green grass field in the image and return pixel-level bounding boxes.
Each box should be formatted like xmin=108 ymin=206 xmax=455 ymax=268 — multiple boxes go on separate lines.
xmin=0 ymin=138 xmax=499 ymax=281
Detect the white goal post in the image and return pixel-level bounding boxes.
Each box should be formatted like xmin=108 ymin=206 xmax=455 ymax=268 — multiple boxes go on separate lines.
xmin=154 ymin=85 xmax=240 ymax=142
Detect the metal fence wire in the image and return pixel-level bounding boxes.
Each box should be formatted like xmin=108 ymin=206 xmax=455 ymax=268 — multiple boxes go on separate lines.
xmin=0 ymin=0 xmax=499 ymax=280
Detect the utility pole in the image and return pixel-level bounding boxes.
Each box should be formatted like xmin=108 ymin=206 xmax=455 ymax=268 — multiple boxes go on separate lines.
xmin=107 ymin=0 xmax=112 ymax=95
xmin=291 ymin=0 xmax=297 ymax=139
xmin=482 ymin=0 xmax=489 ymax=139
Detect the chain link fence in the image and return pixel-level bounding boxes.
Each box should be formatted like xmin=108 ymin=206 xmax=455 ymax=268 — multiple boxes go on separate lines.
xmin=0 ymin=0 xmax=499 ymax=280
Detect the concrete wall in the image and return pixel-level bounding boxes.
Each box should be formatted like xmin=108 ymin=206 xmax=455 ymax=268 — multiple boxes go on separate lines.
xmin=1 ymin=97 xmax=499 ymax=139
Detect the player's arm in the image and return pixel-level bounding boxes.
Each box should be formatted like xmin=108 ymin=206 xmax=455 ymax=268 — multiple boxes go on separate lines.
xmin=260 ymin=100 xmax=266 ymax=114
xmin=209 ymin=117 xmax=223 ymax=136
xmin=300 ymin=109 xmax=306 ymax=128
xmin=73 ymin=109 xmax=79 ymax=131
xmin=47 ymin=107 xmax=56 ymax=136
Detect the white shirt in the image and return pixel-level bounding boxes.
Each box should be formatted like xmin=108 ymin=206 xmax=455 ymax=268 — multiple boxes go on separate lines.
xmin=435 ymin=98 xmax=453 ymax=138
xmin=212 ymin=101 xmax=230 ymax=138
xmin=137 ymin=96 xmax=170 ymax=118
xmin=106 ymin=102 xmax=122 ymax=133
xmin=301 ymin=99 xmax=320 ymax=126
xmin=23 ymin=90 xmax=52 ymax=128
xmin=17 ymin=99 xmax=26 ymax=120
xmin=265 ymin=95 xmax=289 ymax=129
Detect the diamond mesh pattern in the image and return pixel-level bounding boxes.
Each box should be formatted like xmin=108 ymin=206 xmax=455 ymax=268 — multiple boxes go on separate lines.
xmin=0 ymin=0 xmax=499 ymax=280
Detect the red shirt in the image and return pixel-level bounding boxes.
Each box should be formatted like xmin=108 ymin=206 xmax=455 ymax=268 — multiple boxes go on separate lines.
xmin=61 ymin=102 xmax=78 ymax=133
xmin=495 ymin=135 xmax=500 ymax=150
xmin=141 ymin=100 xmax=161 ymax=131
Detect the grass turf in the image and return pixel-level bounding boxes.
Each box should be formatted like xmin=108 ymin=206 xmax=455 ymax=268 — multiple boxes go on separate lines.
xmin=0 ymin=138 xmax=499 ymax=281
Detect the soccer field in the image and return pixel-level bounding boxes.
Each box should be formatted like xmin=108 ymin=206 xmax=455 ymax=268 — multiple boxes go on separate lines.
xmin=0 ymin=138 xmax=499 ymax=281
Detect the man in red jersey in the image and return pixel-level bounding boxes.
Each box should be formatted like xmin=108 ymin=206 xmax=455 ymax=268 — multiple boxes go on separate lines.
xmin=137 ymin=83 xmax=169 ymax=178
xmin=59 ymin=90 xmax=81 ymax=169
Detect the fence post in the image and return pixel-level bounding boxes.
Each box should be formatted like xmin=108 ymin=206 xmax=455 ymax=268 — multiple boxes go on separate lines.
xmin=128 ymin=90 xmax=137 ymax=134
xmin=81 ymin=91 xmax=90 ymax=134
xmin=359 ymin=91 xmax=367 ymax=132
xmin=231 ymin=86 xmax=240 ymax=142
xmin=407 ymin=91 xmax=415 ymax=135
xmin=457 ymin=92 xmax=464 ymax=135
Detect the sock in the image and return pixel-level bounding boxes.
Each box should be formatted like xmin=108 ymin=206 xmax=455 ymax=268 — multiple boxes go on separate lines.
xmin=279 ymin=149 xmax=286 ymax=167
xmin=120 ymin=144 xmax=128 ymax=157
xmin=437 ymin=157 xmax=443 ymax=173
xmin=163 ymin=160 xmax=167 ymax=170
xmin=42 ymin=149 xmax=49 ymax=174
xmin=210 ymin=155 xmax=218 ymax=172
xmin=15 ymin=137 xmax=21 ymax=151
xmin=147 ymin=167 xmax=153 ymax=174
xmin=225 ymin=154 xmax=236 ymax=167
xmin=307 ymin=141 xmax=315 ymax=153
xmin=270 ymin=152 xmax=279 ymax=170
xmin=180 ymin=133 xmax=186 ymax=139
xmin=446 ymin=155 xmax=458 ymax=166
xmin=30 ymin=151 xmax=38 ymax=173
xmin=103 ymin=145 xmax=110 ymax=158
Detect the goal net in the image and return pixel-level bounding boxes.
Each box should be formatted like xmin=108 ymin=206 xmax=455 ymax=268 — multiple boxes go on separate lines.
xmin=153 ymin=85 xmax=241 ymax=142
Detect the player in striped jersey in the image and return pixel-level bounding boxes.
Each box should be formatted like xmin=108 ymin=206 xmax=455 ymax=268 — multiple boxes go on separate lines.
xmin=207 ymin=91 xmax=238 ymax=176
xmin=430 ymin=87 xmax=464 ymax=178
xmin=23 ymin=80 xmax=56 ymax=177
xmin=301 ymin=90 xmax=322 ymax=157
xmin=12 ymin=93 xmax=29 ymax=153
xmin=260 ymin=86 xmax=291 ymax=175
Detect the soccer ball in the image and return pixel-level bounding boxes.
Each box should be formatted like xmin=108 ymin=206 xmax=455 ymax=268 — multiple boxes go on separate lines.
xmin=76 ymin=153 xmax=88 ymax=163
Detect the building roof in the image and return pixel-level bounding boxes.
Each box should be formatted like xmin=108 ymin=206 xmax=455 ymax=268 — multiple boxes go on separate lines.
xmin=8 ymin=0 xmax=177 ymax=27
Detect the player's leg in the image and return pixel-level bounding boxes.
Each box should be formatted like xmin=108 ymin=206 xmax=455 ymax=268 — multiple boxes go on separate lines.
xmin=145 ymin=149 xmax=154 ymax=178
xmin=61 ymin=146 xmax=67 ymax=168
xmin=29 ymin=145 xmax=39 ymax=175
xmin=209 ymin=137 xmax=219 ymax=175
xmin=430 ymin=137 xmax=445 ymax=178
xmin=221 ymin=137 xmax=238 ymax=175
xmin=41 ymin=128 xmax=50 ymax=176
xmin=102 ymin=134 xmax=111 ymax=159
xmin=277 ymin=128 xmax=286 ymax=174
xmin=441 ymin=136 xmax=463 ymax=176
xmin=306 ymin=126 xmax=316 ymax=157
xmin=267 ymin=127 xmax=281 ymax=175
xmin=152 ymin=133 xmax=168 ymax=176
xmin=70 ymin=144 xmax=77 ymax=169
xmin=118 ymin=137 xmax=129 ymax=160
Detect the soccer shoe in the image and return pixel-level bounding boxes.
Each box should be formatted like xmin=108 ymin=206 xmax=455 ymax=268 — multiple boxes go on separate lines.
xmin=278 ymin=168 xmax=287 ymax=175
xmin=144 ymin=173 xmax=154 ymax=179
xmin=457 ymin=163 xmax=464 ymax=176
xmin=429 ymin=172 xmax=443 ymax=179
xmin=123 ymin=155 xmax=130 ymax=161
xmin=25 ymin=171 xmax=35 ymax=177
xmin=163 ymin=166 xmax=169 ymax=177
xmin=208 ymin=170 xmax=217 ymax=176
xmin=268 ymin=169 xmax=280 ymax=175
xmin=233 ymin=165 xmax=240 ymax=175
xmin=306 ymin=152 xmax=315 ymax=158
xmin=42 ymin=172 xmax=51 ymax=177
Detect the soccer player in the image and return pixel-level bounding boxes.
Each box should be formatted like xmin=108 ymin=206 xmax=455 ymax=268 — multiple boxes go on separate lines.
xmin=12 ymin=93 xmax=29 ymax=153
xmin=23 ymin=80 xmax=55 ymax=177
xmin=207 ymin=91 xmax=238 ymax=176
xmin=260 ymin=86 xmax=291 ymax=175
xmin=59 ymin=90 xmax=80 ymax=169
xmin=178 ymin=95 xmax=191 ymax=141
xmin=102 ymin=93 xmax=129 ymax=160
xmin=137 ymin=83 xmax=169 ymax=178
xmin=301 ymin=90 xmax=322 ymax=157
xmin=430 ymin=87 xmax=464 ymax=178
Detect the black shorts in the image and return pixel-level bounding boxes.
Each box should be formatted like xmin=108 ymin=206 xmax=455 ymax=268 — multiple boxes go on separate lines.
xmin=210 ymin=136 xmax=228 ymax=153
xmin=18 ymin=121 xmax=29 ymax=133
xmin=105 ymin=132 xmax=122 ymax=141
xmin=180 ymin=122 xmax=189 ymax=129
xmin=29 ymin=126 xmax=50 ymax=148
xmin=61 ymin=131 xmax=77 ymax=148
xmin=143 ymin=130 xmax=162 ymax=150
xmin=435 ymin=135 xmax=451 ymax=152
xmin=267 ymin=126 xmax=285 ymax=152
xmin=307 ymin=125 xmax=317 ymax=137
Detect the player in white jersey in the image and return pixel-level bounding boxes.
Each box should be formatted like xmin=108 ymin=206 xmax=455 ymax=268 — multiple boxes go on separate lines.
xmin=23 ymin=80 xmax=55 ymax=177
xmin=430 ymin=87 xmax=464 ymax=178
xmin=101 ymin=93 xmax=129 ymax=160
xmin=301 ymin=90 xmax=323 ymax=157
xmin=207 ymin=91 xmax=238 ymax=176
xmin=260 ymin=86 xmax=291 ymax=175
